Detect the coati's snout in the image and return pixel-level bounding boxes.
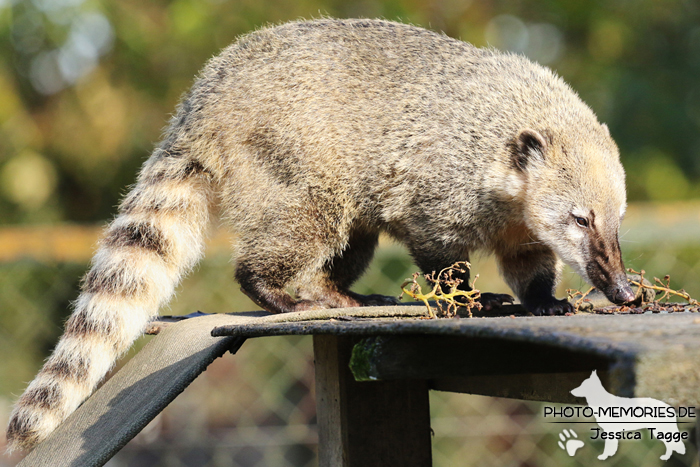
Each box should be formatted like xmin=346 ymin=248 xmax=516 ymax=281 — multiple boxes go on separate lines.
xmin=578 ymin=212 xmax=635 ymax=305
xmin=611 ymin=283 xmax=636 ymax=304
xmin=589 ymin=268 xmax=635 ymax=305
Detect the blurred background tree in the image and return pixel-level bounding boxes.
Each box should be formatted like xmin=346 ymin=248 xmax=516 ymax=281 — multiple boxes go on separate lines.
xmin=0 ymin=0 xmax=699 ymax=225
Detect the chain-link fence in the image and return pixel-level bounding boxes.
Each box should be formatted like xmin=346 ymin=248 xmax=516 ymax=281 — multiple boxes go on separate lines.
xmin=2 ymin=203 xmax=700 ymax=466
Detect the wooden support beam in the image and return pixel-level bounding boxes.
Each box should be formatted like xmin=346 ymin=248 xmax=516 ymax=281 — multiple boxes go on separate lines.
xmin=349 ymin=335 xmax=612 ymax=404
xmin=313 ymin=335 xmax=432 ymax=467
xmin=429 ymin=372 xmax=604 ymax=404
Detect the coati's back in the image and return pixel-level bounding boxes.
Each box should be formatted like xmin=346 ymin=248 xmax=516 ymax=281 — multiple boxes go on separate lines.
xmin=8 ymin=19 xmax=631 ymax=451
xmin=197 ymin=20 xmax=613 ymax=241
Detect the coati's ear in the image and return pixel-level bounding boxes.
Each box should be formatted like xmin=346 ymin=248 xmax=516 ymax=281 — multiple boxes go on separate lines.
xmin=512 ymin=129 xmax=547 ymax=171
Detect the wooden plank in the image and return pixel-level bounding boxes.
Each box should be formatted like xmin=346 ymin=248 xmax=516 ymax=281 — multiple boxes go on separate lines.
xmin=314 ymin=335 xmax=432 ymax=467
xmin=18 ymin=314 xmax=246 ymax=467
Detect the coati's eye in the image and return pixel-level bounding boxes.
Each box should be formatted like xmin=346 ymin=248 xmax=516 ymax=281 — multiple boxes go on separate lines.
xmin=574 ymin=216 xmax=589 ymax=228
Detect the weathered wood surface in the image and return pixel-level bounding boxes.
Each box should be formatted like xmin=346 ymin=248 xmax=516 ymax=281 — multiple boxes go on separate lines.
xmin=314 ymin=335 xmax=432 ymax=467
xmin=211 ymin=307 xmax=700 ymax=406
xmin=148 ymin=302 xmax=535 ymax=335
xmin=18 ymin=314 xmax=245 ymax=467
xmin=19 ymin=305 xmax=700 ymax=466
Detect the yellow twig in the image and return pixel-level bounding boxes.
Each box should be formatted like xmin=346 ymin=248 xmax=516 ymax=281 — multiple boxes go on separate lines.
xmin=400 ymin=262 xmax=482 ymax=318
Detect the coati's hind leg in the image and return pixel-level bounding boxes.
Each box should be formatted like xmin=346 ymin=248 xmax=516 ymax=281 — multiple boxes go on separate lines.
xmin=233 ymin=193 xmax=396 ymax=313
xmin=231 ymin=206 xmax=336 ymax=313
xmin=235 ymin=260 xmax=310 ymax=313
xmin=298 ymin=229 xmax=400 ymax=307
xmin=236 ymin=228 xmax=397 ymax=313
xmin=497 ymin=246 xmax=573 ymax=316
xmin=234 ymin=235 xmax=333 ymax=314
xmin=407 ymin=239 xmax=513 ymax=310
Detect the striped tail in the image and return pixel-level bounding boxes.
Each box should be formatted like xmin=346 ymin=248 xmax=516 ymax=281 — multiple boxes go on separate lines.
xmin=6 ymin=142 xmax=214 ymax=451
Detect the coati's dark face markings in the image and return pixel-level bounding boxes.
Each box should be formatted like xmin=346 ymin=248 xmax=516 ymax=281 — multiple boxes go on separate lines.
xmin=513 ymin=127 xmax=634 ymax=305
xmin=566 ymin=206 xmax=633 ymax=304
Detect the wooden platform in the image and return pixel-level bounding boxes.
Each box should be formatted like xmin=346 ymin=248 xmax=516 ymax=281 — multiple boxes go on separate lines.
xmin=18 ymin=307 xmax=700 ymax=466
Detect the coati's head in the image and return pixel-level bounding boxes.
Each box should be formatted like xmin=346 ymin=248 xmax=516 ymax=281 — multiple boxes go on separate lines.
xmin=512 ymin=125 xmax=635 ymax=305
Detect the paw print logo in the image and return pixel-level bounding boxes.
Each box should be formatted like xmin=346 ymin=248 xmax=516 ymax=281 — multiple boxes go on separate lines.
xmin=558 ymin=428 xmax=584 ymax=456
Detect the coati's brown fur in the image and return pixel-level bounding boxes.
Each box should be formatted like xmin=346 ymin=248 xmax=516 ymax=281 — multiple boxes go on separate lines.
xmin=7 ymin=19 xmax=634 ymax=450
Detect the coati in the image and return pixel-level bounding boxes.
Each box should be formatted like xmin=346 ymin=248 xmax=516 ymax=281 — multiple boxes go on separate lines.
xmin=8 ymin=18 xmax=635 ymax=450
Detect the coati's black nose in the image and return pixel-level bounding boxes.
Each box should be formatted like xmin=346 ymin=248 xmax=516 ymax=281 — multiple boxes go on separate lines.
xmin=611 ymin=284 xmax=635 ymax=304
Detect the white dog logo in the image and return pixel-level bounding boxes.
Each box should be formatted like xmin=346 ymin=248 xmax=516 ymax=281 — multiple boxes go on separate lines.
xmin=571 ymin=370 xmax=685 ymax=460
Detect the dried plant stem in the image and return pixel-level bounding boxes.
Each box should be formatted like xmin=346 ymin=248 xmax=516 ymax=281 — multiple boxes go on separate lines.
xmin=566 ymin=286 xmax=595 ymax=312
xmin=627 ymin=268 xmax=698 ymax=305
xmin=400 ymin=261 xmax=482 ymax=318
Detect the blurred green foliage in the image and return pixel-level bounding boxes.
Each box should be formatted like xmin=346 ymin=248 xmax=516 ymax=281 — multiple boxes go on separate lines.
xmin=0 ymin=0 xmax=699 ymax=224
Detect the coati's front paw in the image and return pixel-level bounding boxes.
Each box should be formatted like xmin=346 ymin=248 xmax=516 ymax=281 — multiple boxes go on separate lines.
xmin=350 ymin=292 xmax=402 ymax=307
xmin=529 ymin=298 xmax=573 ymax=316
xmin=478 ymin=292 xmax=515 ymax=310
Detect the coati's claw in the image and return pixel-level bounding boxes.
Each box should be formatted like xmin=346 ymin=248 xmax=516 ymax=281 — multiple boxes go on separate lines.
xmin=531 ymin=298 xmax=574 ymax=316
xmin=478 ymin=293 xmax=515 ymax=311
xmin=351 ymin=293 xmax=402 ymax=307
